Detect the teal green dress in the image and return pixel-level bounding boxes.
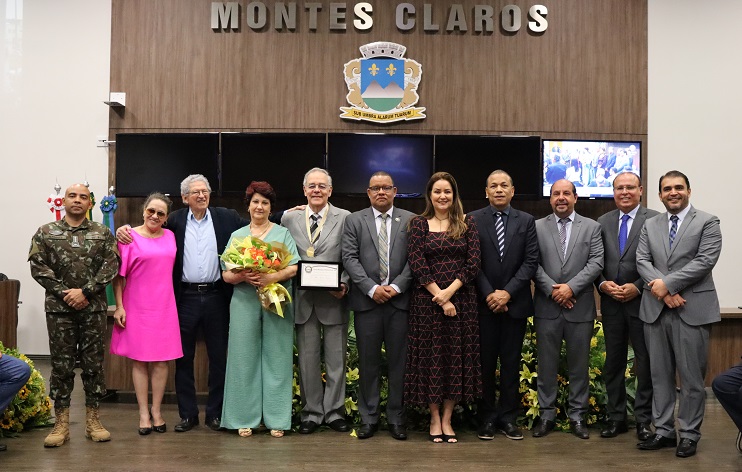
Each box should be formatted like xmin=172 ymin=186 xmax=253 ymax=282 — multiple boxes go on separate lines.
xmin=220 ymin=224 xmax=299 ymax=431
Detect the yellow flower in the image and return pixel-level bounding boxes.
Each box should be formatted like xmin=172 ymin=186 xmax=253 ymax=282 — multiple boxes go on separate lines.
xmin=344 ymin=396 xmax=358 ymax=415
xmin=590 ymin=337 xmax=598 ymax=348
xmin=520 ymin=365 xmax=537 ymax=383
xmin=346 ymin=367 xmax=359 ymax=384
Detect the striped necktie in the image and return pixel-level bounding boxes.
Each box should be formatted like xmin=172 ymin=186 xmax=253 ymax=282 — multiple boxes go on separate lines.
xmin=495 ymin=211 xmax=505 ymax=259
xmin=669 ymin=214 xmax=678 ymax=248
xmin=378 ymin=213 xmax=389 ymax=282
xmin=558 ymin=218 xmax=568 ymax=257
xmin=310 ymin=214 xmax=320 ymax=239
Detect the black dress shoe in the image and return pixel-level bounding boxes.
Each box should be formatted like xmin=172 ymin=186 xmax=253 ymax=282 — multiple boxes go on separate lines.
xmin=676 ymin=438 xmax=698 ymax=458
xmin=327 ymin=418 xmax=350 ymax=432
xmin=532 ymin=419 xmax=555 ymax=438
xmin=570 ymin=420 xmax=590 ymax=439
xmin=497 ymin=422 xmax=524 ymax=440
xmin=737 ymin=431 xmax=742 ymax=454
xmin=600 ymin=420 xmax=628 ymax=438
xmin=152 ymin=423 xmax=166 ymax=433
xmin=0 ymin=443 xmax=7 ymax=452
xmin=388 ymin=424 xmax=407 ymax=440
xmin=477 ymin=421 xmax=496 ymax=440
xmin=637 ymin=433 xmax=677 ymax=450
xmin=205 ymin=417 xmax=222 ymax=431
xmin=636 ymin=422 xmax=652 ymax=441
xmin=174 ymin=417 xmax=199 ymax=432
xmin=138 ymin=425 xmax=153 ymax=436
xmin=356 ymin=423 xmax=378 ymax=439
xmin=298 ymin=420 xmax=319 ymax=434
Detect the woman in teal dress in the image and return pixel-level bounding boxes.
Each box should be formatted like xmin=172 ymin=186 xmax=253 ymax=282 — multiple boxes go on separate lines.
xmin=220 ymin=181 xmax=299 ymax=438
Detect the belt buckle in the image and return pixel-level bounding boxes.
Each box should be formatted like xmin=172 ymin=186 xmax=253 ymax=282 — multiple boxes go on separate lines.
xmin=196 ymin=283 xmax=209 ymax=292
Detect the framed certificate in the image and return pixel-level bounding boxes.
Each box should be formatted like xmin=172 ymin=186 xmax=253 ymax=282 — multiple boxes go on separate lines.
xmin=297 ymin=260 xmax=342 ymax=290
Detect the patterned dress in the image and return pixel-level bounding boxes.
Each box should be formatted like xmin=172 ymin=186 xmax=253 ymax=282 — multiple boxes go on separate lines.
xmin=405 ymin=215 xmax=482 ymax=406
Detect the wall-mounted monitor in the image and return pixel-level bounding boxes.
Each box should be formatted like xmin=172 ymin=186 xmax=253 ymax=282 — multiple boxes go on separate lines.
xmin=434 ymin=135 xmax=542 ymax=200
xmin=327 ymin=133 xmax=434 ymax=197
xmin=115 ymin=133 xmax=219 ymax=197
xmin=542 ymin=139 xmax=641 ymax=198
xmin=221 ymin=133 xmax=326 ymax=199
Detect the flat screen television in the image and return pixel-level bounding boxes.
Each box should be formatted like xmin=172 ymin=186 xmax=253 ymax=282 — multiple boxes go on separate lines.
xmin=221 ymin=133 xmax=326 ymax=199
xmin=115 ymin=133 xmax=219 ymax=197
xmin=542 ymin=139 xmax=641 ymax=198
xmin=327 ymin=133 xmax=434 ymax=197
xmin=434 ymin=135 xmax=542 ymax=200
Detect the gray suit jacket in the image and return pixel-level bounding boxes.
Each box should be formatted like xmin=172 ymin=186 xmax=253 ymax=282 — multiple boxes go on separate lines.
xmin=534 ymin=213 xmax=604 ymax=322
xmin=596 ymin=206 xmax=660 ymax=317
xmin=282 ymin=204 xmax=351 ymax=325
xmin=341 ymin=206 xmax=415 ymax=313
xmin=636 ymin=206 xmax=722 ymax=326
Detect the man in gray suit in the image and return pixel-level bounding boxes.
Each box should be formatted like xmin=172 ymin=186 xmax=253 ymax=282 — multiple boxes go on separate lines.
xmin=636 ymin=170 xmax=722 ymax=458
xmin=342 ymin=171 xmax=414 ymax=440
xmin=532 ymin=179 xmax=604 ymax=439
xmin=282 ymin=168 xmax=351 ymax=434
xmin=596 ymin=172 xmax=658 ymax=441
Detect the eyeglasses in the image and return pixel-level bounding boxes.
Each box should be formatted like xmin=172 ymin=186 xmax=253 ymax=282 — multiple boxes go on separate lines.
xmin=614 ymin=185 xmax=638 ymax=192
xmin=305 ymin=183 xmax=329 ymax=190
xmin=368 ymin=186 xmax=394 ymax=193
xmin=188 ymin=190 xmax=210 ymax=196
xmin=145 ymin=208 xmax=167 ymax=218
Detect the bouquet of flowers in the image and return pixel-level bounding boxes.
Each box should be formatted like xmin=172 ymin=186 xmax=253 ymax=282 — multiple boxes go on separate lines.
xmin=0 ymin=342 xmax=52 ymax=436
xmin=221 ymin=236 xmax=293 ymax=317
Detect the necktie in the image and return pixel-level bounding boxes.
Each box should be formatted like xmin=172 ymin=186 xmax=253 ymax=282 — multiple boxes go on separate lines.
xmin=669 ymin=214 xmax=678 ymax=248
xmin=558 ymin=218 xmax=568 ymax=257
xmin=495 ymin=212 xmax=505 ymax=260
xmin=618 ymin=214 xmax=630 ymax=255
xmin=378 ymin=213 xmax=389 ymax=282
xmin=310 ymin=214 xmax=320 ymax=239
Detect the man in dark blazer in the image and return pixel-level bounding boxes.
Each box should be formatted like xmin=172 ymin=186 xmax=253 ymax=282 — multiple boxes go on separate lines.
xmin=470 ymin=170 xmax=539 ymax=441
xmin=532 ymin=179 xmax=604 ymax=439
xmin=342 ymin=171 xmax=415 ymax=440
xmin=164 ymin=175 xmax=247 ymax=432
xmin=596 ymin=172 xmax=658 ymax=441
xmin=636 ymin=170 xmax=722 ymax=458
xmin=282 ymin=168 xmax=351 ymax=435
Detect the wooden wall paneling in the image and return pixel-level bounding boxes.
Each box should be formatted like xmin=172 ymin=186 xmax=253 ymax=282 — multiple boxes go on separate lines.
xmin=110 ymin=0 xmax=647 ymax=135
xmin=0 ymin=280 xmax=20 ymax=349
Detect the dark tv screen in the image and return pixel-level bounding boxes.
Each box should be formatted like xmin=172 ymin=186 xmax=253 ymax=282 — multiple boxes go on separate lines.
xmin=543 ymin=139 xmax=641 ymax=198
xmin=115 ymin=133 xmax=219 ymax=197
xmin=327 ymin=133 xmax=434 ymax=196
xmin=221 ymin=133 xmax=326 ymax=199
xmin=434 ymin=135 xmax=542 ymax=199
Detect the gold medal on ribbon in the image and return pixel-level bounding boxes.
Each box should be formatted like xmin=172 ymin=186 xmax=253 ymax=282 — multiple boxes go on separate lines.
xmin=306 ymin=246 xmax=315 ymax=257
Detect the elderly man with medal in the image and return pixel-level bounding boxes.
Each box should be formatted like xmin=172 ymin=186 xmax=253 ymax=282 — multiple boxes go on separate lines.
xmin=281 ymin=167 xmax=352 ymax=434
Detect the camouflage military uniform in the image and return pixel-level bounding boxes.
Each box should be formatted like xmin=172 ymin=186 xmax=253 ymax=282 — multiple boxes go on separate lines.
xmin=29 ymin=218 xmax=120 ymax=408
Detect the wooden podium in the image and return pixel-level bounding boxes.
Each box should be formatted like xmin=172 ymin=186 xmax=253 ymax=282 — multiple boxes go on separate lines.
xmin=0 ymin=279 xmax=20 ymax=348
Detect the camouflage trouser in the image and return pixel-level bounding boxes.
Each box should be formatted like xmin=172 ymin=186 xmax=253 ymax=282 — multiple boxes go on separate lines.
xmin=46 ymin=311 xmax=107 ymax=407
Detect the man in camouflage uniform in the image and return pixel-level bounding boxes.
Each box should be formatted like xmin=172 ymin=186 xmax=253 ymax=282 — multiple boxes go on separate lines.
xmin=29 ymin=183 xmax=120 ymax=447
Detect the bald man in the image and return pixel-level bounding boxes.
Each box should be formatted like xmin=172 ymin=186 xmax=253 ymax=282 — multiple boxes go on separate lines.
xmin=30 ymin=184 xmax=120 ymax=447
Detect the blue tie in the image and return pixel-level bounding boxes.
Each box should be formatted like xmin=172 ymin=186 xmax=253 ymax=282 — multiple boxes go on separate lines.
xmin=669 ymin=215 xmax=679 ymax=248
xmin=618 ymin=214 xmax=630 ymax=255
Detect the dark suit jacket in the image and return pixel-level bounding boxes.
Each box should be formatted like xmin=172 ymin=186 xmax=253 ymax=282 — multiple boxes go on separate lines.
xmin=168 ymin=206 xmax=248 ymax=302
xmin=471 ymin=205 xmax=539 ymax=319
xmin=534 ymin=213 xmax=604 ymax=322
xmin=342 ymin=206 xmax=415 ymax=313
xmin=636 ymin=206 xmax=722 ymax=326
xmin=596 ymin=206 xmax=660 ymax=317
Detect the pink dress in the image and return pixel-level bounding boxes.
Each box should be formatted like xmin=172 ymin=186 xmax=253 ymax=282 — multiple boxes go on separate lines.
xmin=110 ymin=229 xmax=182 ymax=362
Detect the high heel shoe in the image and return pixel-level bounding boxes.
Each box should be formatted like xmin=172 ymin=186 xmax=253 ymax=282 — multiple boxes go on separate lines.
xmin=138 ymin=425 xmax=153 ymax=435
xmin=149 ymin=408 xmax=166 ymax=433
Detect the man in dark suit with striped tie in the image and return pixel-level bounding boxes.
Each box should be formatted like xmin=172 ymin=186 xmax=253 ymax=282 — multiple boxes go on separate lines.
xmin=470 ymin=170 xmax=539 ymax=441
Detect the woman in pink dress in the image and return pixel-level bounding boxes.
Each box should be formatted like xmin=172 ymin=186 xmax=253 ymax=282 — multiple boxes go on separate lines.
xmin=111 ymin=193 xmax=182 ymax=435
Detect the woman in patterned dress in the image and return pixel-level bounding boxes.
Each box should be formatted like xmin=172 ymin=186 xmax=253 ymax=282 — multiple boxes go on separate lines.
xmin=405 ymin=172 xmax=481 ymax=443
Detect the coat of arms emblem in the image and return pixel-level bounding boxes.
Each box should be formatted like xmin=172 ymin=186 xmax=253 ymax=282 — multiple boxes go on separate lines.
xmin=340 ymin=42 xmax=425 ymax=123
